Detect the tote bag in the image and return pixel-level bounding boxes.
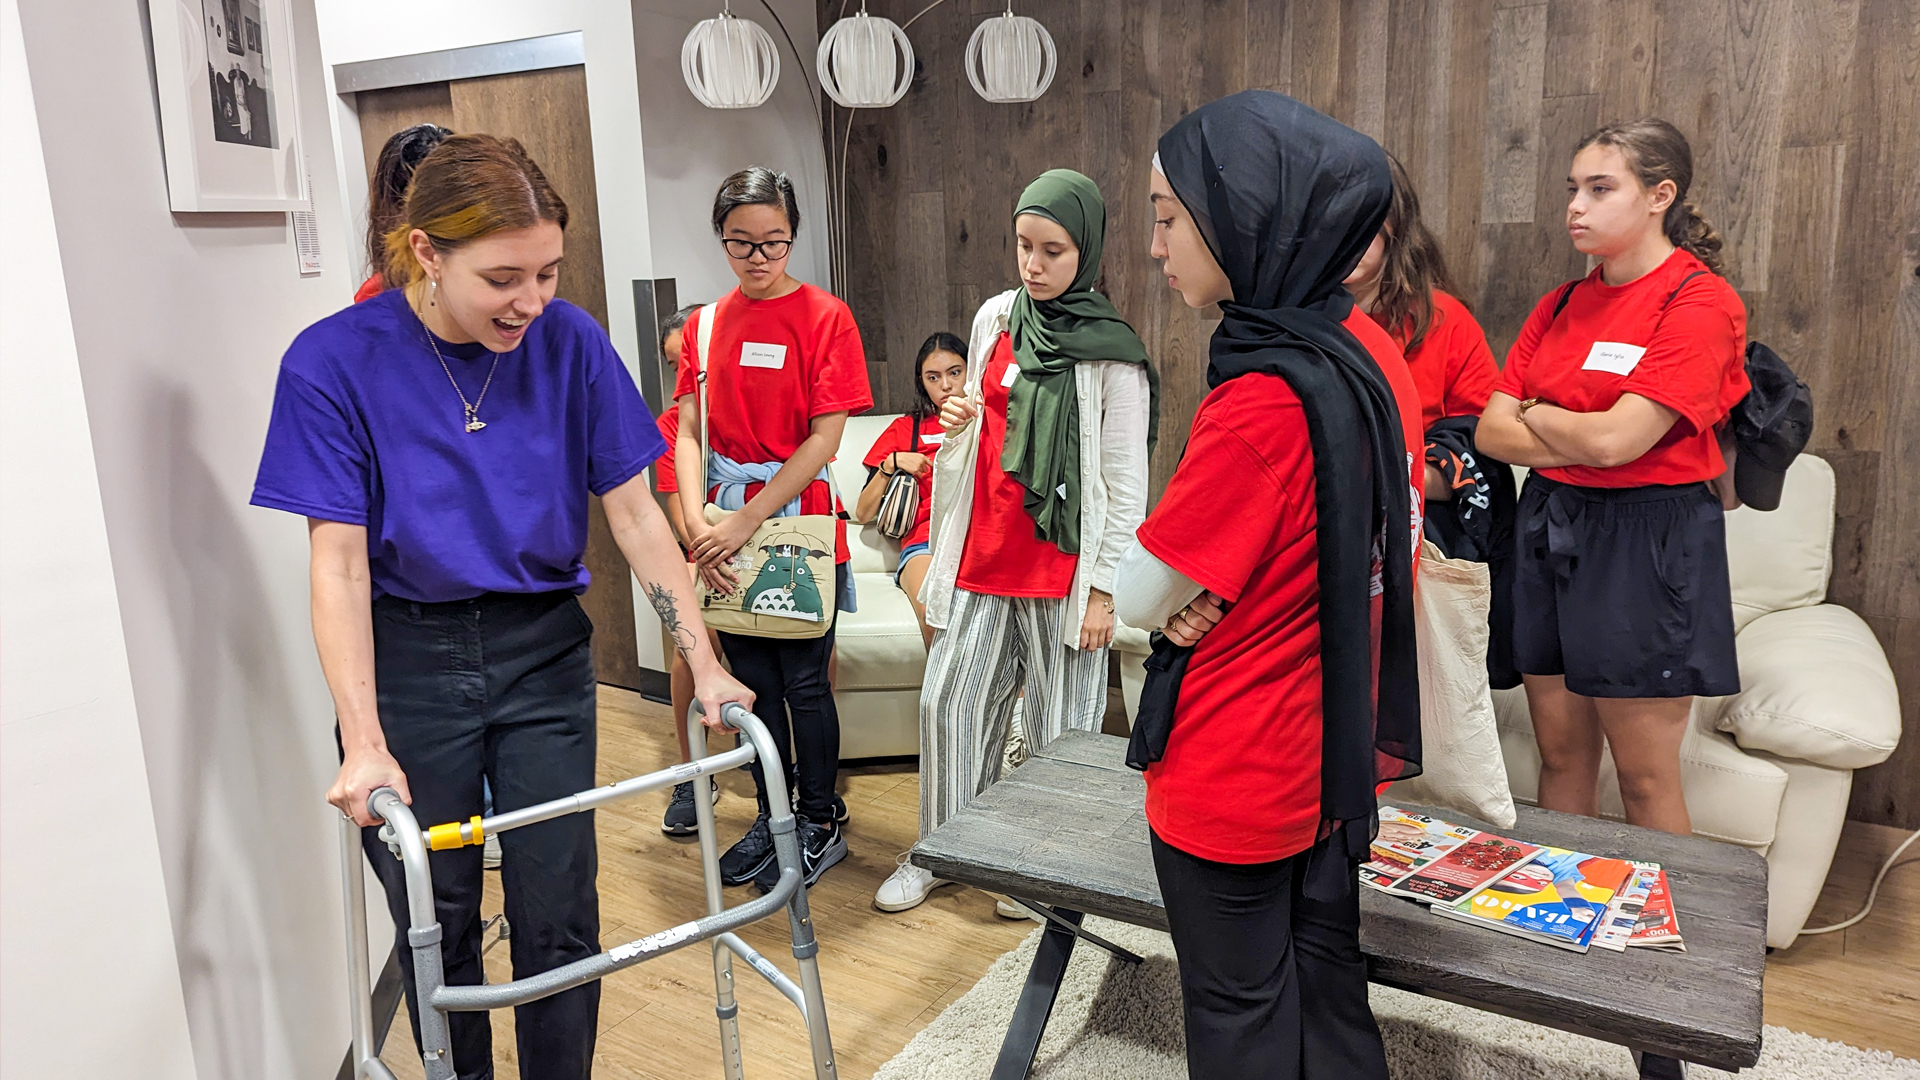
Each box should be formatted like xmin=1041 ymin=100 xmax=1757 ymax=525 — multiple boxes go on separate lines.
xmin=692 ymin=301 xmax=838 ymax=640
xmin=1386 ymin=540 xmax=1517 ymax=828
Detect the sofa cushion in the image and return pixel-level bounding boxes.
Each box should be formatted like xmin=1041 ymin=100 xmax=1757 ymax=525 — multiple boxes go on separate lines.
xmin=834 ymin=414 xmax=904 ymax=576
xmin=1724 ymin=453 xmax=1834 ymax=631
xmin=1493 ymin=686 xmax=1786 ymax=850
xmin=831 ymin=573 xmax=928 ymax=691
xmin=1713 ymin=604 xmax=1901 ymax=770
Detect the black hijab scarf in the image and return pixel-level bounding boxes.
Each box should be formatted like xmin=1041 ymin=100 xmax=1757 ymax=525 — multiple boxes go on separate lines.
xmin=1153 ymin=90 xmax=1422 ymax=887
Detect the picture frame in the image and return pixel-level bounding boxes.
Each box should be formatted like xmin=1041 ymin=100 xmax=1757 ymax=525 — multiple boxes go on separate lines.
xmin=147 ymin=0 xmax=305 ymax=211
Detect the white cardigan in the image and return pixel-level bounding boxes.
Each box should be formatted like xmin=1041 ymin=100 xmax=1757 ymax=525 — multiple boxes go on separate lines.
xmin=920 ymin=288 xmax=1152 ymax=650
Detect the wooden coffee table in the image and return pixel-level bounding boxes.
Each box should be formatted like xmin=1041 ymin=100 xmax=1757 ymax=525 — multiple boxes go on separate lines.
xmin=911 ymin=730 xmax=1767 ymax=1079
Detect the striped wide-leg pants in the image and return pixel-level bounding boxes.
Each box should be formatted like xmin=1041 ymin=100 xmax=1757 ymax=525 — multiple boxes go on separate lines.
xmin=918 ymin=586 xmax=1109 ymax=837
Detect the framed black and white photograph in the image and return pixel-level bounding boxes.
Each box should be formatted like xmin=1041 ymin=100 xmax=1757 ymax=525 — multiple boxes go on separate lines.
xmin=147 ymin=0 xmax=305 ymax=210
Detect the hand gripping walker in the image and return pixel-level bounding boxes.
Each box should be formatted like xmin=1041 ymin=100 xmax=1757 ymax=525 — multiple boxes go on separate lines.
xmin=338 ymin=702 xmax=838 ymax=1080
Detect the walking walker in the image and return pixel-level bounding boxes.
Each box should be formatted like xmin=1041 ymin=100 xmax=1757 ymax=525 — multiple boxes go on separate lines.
xmin=338 ymin=703 xmax=838 ymax=1080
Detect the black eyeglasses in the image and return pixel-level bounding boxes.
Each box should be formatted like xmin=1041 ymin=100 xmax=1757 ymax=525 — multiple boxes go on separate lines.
xmin=722 ymin=238 xmax=792 ymax=261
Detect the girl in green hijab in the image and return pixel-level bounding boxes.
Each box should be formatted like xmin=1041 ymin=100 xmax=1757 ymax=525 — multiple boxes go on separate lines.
xmin=874 ymin=168 xmax=1159 ymax=916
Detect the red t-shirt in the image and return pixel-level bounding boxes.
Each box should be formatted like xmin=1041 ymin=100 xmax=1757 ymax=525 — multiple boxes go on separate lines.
xmin=1140 ymin=374 xmax=1327 ymax=863
xmin=956 ymin=333 xmax=1079 ymax=597
xmin=673 ymin=284 xmax=873 ymax=561
xmin=653 ymin=405 xmax=680 ymax=493
xmin=353 ymin=273 xmax=384 ymax=304
xmin=1372 ymin=290 xmax=1499 ymax=433
xmin=1494 ymin=249 xmax=1748 ymax=488
xmin=861 ymin=413 xmax=942 ymax=548
xmin=1344 ymin=306 xmax=1427 ymax=568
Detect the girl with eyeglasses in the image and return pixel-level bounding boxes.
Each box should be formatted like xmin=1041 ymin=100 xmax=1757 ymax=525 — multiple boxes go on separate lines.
xmin=671 ymin=167 xmax=872 ymax=894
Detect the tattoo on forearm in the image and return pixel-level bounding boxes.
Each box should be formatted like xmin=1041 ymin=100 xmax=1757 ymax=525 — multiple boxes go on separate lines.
xmin=647 ymin=583 xmax=698 ymax=659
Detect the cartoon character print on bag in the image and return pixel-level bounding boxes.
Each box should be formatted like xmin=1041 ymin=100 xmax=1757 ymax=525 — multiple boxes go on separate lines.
xmin=742 ymin=542 xmax=830 ymax=622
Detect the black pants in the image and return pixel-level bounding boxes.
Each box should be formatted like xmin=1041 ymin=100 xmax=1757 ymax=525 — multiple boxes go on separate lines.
xmin=357 ymin=591 xmax=601 ymax=1080
xmin=1151 ymin=830 xmax=1388 ymax=1080
xmin=717 ymin=565 xmax=843 ymax=821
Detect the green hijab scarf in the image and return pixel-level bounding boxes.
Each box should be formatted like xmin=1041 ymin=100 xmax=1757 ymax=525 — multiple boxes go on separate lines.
xmin=1003 ymin=169 xmax=1159 ymax=555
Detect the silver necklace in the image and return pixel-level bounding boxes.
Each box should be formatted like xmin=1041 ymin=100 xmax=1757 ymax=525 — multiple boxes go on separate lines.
xmin=414 ymin=281 xmax=499 ymax=433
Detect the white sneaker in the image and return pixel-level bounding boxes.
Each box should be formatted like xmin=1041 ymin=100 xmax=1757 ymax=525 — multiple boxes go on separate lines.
xmin=482 ymin=832 xmax=502 ymax=870
xmin=874 ymin=854 xmax=944 ymax=912
xmin=992 ymin=893 xmax=1040 ymax=920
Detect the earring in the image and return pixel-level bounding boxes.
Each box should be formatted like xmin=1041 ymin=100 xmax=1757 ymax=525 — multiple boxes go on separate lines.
xmin=429 ymin=279 xmax=437 ymax=306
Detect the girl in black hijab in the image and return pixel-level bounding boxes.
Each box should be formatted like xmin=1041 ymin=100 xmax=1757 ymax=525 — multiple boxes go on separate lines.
xmin=1114 ymin=90 xmax=1421 ymax=1080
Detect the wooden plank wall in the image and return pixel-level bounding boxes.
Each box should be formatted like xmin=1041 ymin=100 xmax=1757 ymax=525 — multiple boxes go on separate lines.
xmin=821 ymin=0 xmax=1920 ymax=828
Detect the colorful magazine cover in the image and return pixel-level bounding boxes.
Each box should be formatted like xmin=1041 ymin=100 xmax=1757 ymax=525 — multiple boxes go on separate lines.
xmin=1359 ymin=807 xmax=1481 ymax=897
xmin=1433 ymin=847 xmax=1635 ymax=952
xmin=1394 ymin=830 xmax=1543 ymax=905
xmin=1628 ymin=868 xmax=1687 ymax=951
xmin=1592 ymin=862 xmax=1661 ymax=952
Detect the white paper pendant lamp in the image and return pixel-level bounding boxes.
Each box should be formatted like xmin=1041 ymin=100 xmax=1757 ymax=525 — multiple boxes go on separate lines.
xmin=966 ymin=4 xmax=1056 ymax=104
xmin=818 ymin=5 xmax=914 ymax=109
xmin=682 ymin=3 xmax=781 ymax=109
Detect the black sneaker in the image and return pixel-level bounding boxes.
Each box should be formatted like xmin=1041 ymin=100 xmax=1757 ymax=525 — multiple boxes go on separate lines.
xmin=718 ymin=813 xmax=775 ymax=886
xmin=660 ymin=779 xmax=719 ymax=836
xmin=757 ymin=816 xmax=847 ymax=893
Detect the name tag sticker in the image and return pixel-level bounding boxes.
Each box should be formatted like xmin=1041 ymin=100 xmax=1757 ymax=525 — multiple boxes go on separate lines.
xmin=920 ymin=432 xmax=945 ymax=445
xmin=740 ymin=342 xmax=788 ymax=370
xmin=1582 ymin=341 xmax=1647 ymax=376
xmin=1000 ymin=364 xmax=1020 ymax=388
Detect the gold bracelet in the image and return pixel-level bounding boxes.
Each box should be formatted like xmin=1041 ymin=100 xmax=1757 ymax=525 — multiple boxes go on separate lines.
xmin=1517 ymin=397 xmax=1541 ymax=415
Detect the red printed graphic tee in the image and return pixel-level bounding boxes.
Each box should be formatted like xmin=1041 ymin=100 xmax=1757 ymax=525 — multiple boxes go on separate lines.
xmin=955 ymin=333 xmax=1079 ymax=598
xmin=673 ymin=284 xmax=873 ymax=562
xmin=1494 ymin=249 xmax=1748 ymax=488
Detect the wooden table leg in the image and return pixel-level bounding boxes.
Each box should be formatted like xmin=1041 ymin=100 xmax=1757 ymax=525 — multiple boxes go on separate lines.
xmin=990 ymin=908 xmax=1084 ymax=1080
xmin=1634 ymin=1050 xmax=1688 ymax=1078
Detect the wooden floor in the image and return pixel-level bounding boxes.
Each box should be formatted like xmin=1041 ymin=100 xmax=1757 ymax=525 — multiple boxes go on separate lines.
xmin=375 ymin=687 xmax=1919 ymax=1078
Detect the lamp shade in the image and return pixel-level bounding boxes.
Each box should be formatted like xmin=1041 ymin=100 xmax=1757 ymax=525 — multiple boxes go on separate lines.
xmin=682 ymin=8 xmax=781 ymax=109
xmin=817 ymin=8 xmax=914 ymax=109
xmin=965 ymin=8 xmax=1056 ymax=104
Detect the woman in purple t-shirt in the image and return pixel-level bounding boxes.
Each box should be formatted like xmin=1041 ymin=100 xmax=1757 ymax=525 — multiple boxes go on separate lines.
xmin=252 ymin=135 xmax=751 ymax=1080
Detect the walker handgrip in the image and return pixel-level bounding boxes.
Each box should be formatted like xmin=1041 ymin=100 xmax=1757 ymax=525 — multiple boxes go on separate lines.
xmin=719 ymin=702 xmax=752 ymax=732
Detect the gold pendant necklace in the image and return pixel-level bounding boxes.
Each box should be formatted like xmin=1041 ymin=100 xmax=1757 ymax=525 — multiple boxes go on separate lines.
xmin=414 ymin=285 xmax=499 ymax=434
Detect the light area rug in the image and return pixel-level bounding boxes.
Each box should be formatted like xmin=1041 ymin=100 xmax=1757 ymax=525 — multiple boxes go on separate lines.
xmin=874 ymin=917 xmax=1920 ymax=1080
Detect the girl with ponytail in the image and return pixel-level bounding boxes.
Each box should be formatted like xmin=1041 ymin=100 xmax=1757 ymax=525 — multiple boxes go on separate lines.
xmin=1476 ymin=118 xmax=1748 ymax=839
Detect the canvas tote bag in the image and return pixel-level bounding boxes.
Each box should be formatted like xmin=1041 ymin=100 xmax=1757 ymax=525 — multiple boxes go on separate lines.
xmin=1386 ymin=540 xmax=1517 ymax=827
xmin=691 ymin=301 xmax=838 ymax=639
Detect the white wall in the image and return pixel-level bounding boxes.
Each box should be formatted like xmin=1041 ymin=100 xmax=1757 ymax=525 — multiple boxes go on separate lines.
xmin=0 ymin=1 xmax=199 ymax=1076
xmin=13 ymin=0 xmax=364 ymax=1076
xmin=631 ymin=0 xmax=831 ymax=308
xmin=312 ymin=0 xmax=656 ymax=383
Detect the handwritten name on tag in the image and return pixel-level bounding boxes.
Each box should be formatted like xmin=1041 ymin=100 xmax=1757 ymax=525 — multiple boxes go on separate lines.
xmin=1582 ymin=341 xmax=1647 ymax=377
xmin=740 ymin=342 xmax=788 ymax=369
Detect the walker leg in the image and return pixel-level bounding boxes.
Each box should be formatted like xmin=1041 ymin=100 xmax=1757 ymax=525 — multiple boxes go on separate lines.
xmin=690 ymin=715 xmax=747 ymax=1080
xmin=340 ymin=819 xmax=378 ymax=1079
xmin=784 ymin=864 xmax=838 ymax=1080
xmin=411 ymin=928 xmax=456 ymax=1080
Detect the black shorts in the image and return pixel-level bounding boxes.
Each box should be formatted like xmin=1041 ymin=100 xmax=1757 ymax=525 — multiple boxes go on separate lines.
xmin=1511 ymin=474 xmax=1740 ymax=699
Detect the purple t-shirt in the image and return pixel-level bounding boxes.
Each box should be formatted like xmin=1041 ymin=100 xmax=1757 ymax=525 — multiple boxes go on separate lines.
xmin=251 ymin=289 xmax=664 ymax=602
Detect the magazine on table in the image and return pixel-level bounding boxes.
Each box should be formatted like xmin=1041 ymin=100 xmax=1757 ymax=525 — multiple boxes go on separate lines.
xmin=1592 ymin=862 xmax=1661 ymax=952
xmin=1628 ymin=868 xmax=1687 ymax=951
xmin=1390 ymin=828 xmax=1544 ymax=906
xmin=1359 ymin=807 xmax=1483 ymax=898
xmin=1432 ymin=847 xmax=1636 ymax=953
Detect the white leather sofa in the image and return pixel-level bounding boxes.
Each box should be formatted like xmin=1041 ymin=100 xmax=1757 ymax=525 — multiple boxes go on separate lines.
xmin=1111 ymin=454 xmax=1902 ymax=950
xmin=827 ymin=414 xmax=932 ymax=759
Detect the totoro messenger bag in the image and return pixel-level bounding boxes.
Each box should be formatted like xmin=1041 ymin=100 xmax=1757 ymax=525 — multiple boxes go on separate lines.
xmin=691 ymin=300 xmax=837 ymax=640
